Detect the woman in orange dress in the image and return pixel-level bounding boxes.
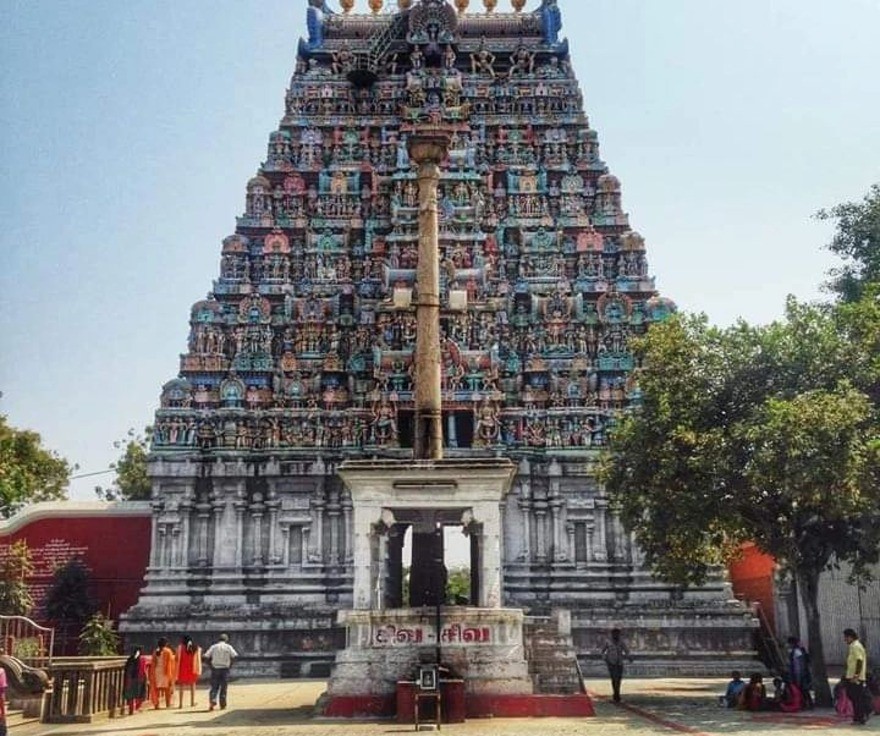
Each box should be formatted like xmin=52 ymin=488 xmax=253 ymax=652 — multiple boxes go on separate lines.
xmin=148 ymin=637 xmax=177 ymax=709
xmin=176 ymin=635 xmax=203 ymax=708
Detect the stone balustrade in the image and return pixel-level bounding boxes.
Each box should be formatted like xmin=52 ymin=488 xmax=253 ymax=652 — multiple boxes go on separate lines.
xmin=44 ymin=657 xmax=127 ymax=724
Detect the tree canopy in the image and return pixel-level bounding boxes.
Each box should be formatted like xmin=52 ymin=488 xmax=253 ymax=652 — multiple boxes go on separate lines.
xmin=0 ymin=540 xmax=35 ymax=616
xmin=94 ymin=428 xmax=152 ymax=502
xmin=601 ymin=298 xmax=880 ymax=703
xmin=0 ymin=414 xmax=72 ymax=518
xmin=44 ymin=558 xmax=96 ymax=626
xmin=817 ymin=183 xmax=880 ymax=303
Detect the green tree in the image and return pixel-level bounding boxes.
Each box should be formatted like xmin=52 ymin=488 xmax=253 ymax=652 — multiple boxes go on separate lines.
xmin=44 ymin=559 xmax=96 ymax=630
xmin=0 ymin=414 xmax=72 ymax=518
xmin=78 ymin=612 xmax=119 ymax=656
xmin=94 ymin=427 xmax=152 ymax=501
xmin=817 ymin=183 xmax=880 ymax=303
xmin=445 ymin=565 xmax=471 ymax=604
xmin=601 ymin=303 xmax=880 ymax=705
xmin=0 ymin=539 xmax=34 ymax=616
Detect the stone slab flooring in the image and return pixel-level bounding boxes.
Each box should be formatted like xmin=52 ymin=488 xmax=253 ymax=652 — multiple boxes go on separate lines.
xmin=10 ymin=677 xmax=876 ymax=735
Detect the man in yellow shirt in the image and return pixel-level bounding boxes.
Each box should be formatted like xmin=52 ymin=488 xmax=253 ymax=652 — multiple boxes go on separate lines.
xmin=844 ymin=628 xmax=869 ymax=725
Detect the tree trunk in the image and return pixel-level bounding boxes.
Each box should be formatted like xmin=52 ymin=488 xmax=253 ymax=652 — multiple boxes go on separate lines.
xmin=796 ymin=566 xmax=832 ymax=706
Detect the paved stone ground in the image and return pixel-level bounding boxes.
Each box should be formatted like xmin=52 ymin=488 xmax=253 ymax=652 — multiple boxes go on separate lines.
xmin=9 ymin=677 xmax=877 ymax=735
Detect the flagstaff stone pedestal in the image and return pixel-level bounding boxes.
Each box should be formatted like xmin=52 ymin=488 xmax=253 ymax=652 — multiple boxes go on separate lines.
xmin=325 ymin=459 xmax=533 ymax=702
xmin=328 ymin=607 xmax=532 ymax=698
xmin=321 ymin=458 xmax=593 ymax=718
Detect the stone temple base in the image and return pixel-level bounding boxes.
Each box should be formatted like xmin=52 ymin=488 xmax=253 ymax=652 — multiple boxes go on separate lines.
xmin=120 ymin=603 xmax=343 ymax=678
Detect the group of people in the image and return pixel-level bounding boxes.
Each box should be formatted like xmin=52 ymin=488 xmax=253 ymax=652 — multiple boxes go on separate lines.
xmin=122 ymin=633 xmax=238 ymax=714
xmin=603 ymin=625 xmax=874 ymax=727
xmin=721 ymin=629 xmax=875 ymax=726
xmin=723 ymin=636 xmax=815 ymax=712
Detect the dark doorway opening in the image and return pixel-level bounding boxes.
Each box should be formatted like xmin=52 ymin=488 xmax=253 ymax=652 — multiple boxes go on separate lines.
xmin=396 ymin=410 xmax=474 ymax=449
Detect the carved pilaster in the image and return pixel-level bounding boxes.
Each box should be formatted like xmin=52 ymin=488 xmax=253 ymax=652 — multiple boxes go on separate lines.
xmin=516 ymin=480 xmax=531 ymax=562
xmin=342 ymin=496 xmax=353 ymax=564
xmin=233 ymin=492 xmax=247 ymax=568
xmin=251 ymin=492 xmax=266 ymax=566
xmin=267 ymin=492 xmax=281 ymax=564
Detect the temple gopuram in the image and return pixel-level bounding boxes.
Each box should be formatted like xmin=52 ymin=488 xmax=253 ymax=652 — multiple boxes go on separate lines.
xmin=121 ymin=0 xmax=757 ymax=684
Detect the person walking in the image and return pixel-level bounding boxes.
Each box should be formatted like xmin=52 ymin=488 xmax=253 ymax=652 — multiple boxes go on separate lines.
xmin=176 ymin=635 xmax=203 ymax=708
xmin=601 ymin=628 xmax=632 ymax=703
xmin=843 ymin=628 xmax=870 ymax=725
xmin=122 ymin=644 xmax=148 ymax=714
xmin=149 ymin=637 xmax=177 ymax=709
xmin=204 ymin=633 xmax=238 ymax=711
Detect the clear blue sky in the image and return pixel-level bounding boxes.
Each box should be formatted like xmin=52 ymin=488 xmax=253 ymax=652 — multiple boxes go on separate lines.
xmin=1 ymin=0 xmax=878 ymax=500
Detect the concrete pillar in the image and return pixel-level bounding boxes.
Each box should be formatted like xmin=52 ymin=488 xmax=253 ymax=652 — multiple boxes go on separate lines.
xmin=474 ymin=502 xmax=503 ymax=607
xmin=352 ymin=505 xmax=377 ymax=609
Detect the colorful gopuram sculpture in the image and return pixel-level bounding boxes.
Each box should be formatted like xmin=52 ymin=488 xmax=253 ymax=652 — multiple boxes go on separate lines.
xmin=122 ymin=0 xmax=755 ymax=678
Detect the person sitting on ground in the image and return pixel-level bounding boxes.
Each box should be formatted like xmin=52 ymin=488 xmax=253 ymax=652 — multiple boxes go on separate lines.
xmin=740 ymin=672 xmax=769 ymax=711
xmin=723 ymin=670 xmax=746 ymax=708
xmin=774 ymin=676 xmax=804 ymax=713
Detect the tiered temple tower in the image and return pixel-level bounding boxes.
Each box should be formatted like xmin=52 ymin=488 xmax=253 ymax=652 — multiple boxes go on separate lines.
xmin=122 ymin=0 xmax=756 ymax=679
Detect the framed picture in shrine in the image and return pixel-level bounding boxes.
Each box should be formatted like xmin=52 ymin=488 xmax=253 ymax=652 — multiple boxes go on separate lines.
xmin=419 ymin=665 xmax=438 ymax=691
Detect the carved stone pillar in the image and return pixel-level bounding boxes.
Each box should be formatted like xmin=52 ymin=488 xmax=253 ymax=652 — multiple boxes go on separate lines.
xmin=409 ymin=129 xmax=451 ymax=460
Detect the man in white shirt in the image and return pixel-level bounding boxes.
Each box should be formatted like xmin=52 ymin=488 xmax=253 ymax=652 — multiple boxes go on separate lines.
xmin=204 ymin=633 xmax=238 ymax=711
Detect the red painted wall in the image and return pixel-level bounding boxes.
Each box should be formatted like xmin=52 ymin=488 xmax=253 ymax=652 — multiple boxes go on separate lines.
xmin=728 ymin=542 xmax=776 ymax=632
xmin=0 ymin=503 xmax=151 ymax=631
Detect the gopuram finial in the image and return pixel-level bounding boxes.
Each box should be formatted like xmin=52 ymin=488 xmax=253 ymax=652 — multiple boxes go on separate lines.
xmin=398 ymin=0 xmax=413 ymax=9
xmin=368 ymin=0 xmax=384 ymax=13
xmin=512 ymin=0 xmax=526 ymax=11
xmin=482 ymin=0 xmax=497 ymax=11
xmin=454 ymin=0 xmax=469 ymax=13
xmin=340 ymin=0 xmax=354 ymax=13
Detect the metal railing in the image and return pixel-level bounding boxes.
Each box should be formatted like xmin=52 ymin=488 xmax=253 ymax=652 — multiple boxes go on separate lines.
xmin=0 ymin=615 xmax=55 ymax=666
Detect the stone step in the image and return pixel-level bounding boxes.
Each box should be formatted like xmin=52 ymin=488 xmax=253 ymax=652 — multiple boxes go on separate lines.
xmin=523 ymin=614 xmax=584 ymax=696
